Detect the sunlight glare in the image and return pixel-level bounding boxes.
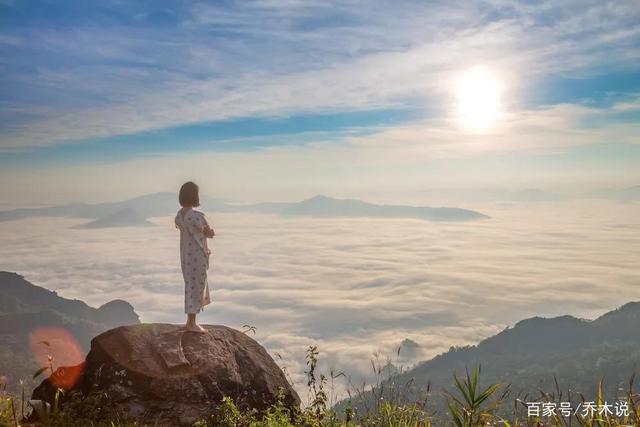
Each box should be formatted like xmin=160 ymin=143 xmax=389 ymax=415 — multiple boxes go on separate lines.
xmin=455 ymin=65 xmax=503 ymax=133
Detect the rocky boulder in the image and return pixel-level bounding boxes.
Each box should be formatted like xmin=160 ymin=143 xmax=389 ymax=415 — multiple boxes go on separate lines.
xmin=32 ymin=324 xmax=300 ymax=426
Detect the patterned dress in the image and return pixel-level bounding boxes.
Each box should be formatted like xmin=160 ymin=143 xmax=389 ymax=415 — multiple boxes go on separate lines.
xmin=175 ymin=208 xmax=212 ymax=314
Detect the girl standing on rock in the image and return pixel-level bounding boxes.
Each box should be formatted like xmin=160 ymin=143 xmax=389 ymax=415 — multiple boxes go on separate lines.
xmin=175 ymin=181 xmax=214 ymax=333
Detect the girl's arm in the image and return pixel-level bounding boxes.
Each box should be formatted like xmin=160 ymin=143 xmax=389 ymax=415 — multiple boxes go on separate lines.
xmin=184 ymin=212 xmax=211 ymax=237
xmin=202 ymin=215 xmax=215 ymax=238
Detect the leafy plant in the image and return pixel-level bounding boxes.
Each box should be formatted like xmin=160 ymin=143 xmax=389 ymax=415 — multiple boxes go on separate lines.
xmin=445 ymin=365 xmax=506 ymax=426
xmin=243 ymin=325 xmax=258 ymax=335
xmin=305 ymin=345 xmax=328 ymax=422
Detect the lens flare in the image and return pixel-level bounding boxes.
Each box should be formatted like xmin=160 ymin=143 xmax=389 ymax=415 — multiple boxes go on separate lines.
xmin=29 ymin=326 xmax=85 ymax=389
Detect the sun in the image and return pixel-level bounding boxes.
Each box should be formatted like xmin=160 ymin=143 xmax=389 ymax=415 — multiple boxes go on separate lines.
xmin=454 ymin=65 xmax=503 ymax=133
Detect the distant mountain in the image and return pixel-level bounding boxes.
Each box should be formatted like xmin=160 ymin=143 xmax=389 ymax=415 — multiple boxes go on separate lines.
xmin=0 ymin=192 xmax=228 ymax=227
xmin=225 ymin=201 xmax=293 ymax=215
xmin=336 ymin=302 xmax=640 ymax=418
xmin=0 ymin=192 xmax=225 ymax=223
xmin=3 ymin=187 xmax=635 ymax=227
xmin=281 ymin=195 xmax=488 ymax=221
xmin=75 ymin=207 xmax=154 ymax=228
xmin=0 ymin=272 xmax=140 ymax=392
xmin=0 ymin=193 xmax=488 ymax=226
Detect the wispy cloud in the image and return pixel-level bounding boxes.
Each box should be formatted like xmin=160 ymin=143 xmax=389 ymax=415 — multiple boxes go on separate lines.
xmin=1 ymin=96 xmax=638 ymax=206
xmin=1 ymin=0 xmax=639 ymax=149
xmin=346 ymin=98 xmax=640 ymax=159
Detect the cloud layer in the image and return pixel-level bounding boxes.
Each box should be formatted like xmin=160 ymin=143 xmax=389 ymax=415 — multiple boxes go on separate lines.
xmin=1 ymin=200 xmax=639 ymax=400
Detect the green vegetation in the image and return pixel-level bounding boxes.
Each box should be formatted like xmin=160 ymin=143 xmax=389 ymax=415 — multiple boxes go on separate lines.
xmin=2 ymin=346 xmax=639 ymax=427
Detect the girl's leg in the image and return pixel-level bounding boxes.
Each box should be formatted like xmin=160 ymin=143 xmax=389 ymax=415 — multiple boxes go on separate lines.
xmin=186 ymin=313 xmax=196 ymax=326
xmin=184 ymin=312 xmax=207 ymax=333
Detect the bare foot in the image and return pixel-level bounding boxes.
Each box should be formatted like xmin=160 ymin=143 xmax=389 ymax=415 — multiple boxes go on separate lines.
xmin=185 ymin=324 xmax=207 ymax=334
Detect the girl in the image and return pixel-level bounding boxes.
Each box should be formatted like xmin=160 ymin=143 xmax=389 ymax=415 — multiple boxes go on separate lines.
xmin=174 ymin=181 xmax=214 ymax=333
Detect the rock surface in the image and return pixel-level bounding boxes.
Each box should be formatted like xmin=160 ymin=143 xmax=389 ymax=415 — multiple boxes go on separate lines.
xmin=32 ymin=324 xmax=300 ymax=426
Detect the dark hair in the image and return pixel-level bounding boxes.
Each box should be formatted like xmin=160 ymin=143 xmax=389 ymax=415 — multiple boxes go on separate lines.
xmin=179 ymin=181 xmax=200 ymax=207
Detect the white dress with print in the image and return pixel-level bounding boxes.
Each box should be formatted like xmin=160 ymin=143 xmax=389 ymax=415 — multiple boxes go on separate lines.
xmin=175 ymin=208 xmax=212 ymax=314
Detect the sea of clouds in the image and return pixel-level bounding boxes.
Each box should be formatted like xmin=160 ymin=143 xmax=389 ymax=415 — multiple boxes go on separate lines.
xmin=1 ymin=199 xmax=639 ymax=402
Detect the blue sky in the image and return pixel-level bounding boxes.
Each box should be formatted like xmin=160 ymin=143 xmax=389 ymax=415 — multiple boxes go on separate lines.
xmin=3 ymin=1 xmax=640 ymax=398
xmin=1 ymin=0 xmax=639 ymax=203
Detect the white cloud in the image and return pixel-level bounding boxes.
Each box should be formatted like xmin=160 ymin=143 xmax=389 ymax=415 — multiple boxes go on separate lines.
xmin=2 ymin=95 xmax=637 ymax=206
xmin=1 ymin=200 xmax=638 ymax=399
xmin=1 ymin=0 xmax=639 ymax=149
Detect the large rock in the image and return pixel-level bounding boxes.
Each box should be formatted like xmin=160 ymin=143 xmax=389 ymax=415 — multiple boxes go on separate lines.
xmin=32 ymin=324 xmax=300 ymax=426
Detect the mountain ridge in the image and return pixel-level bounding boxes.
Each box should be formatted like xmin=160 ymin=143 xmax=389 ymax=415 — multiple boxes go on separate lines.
xmin=0 ymin=271 xmax=139 ymax=325
xmin=336 ymin=301 xmax=640 ymax=418
xmin=74 ymin=207 xmax=154 ymax=228
xmin=0 ymin=192 xmax=488 ymax=226
xmin=0 ymin=272 xmax=140 ymax=392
